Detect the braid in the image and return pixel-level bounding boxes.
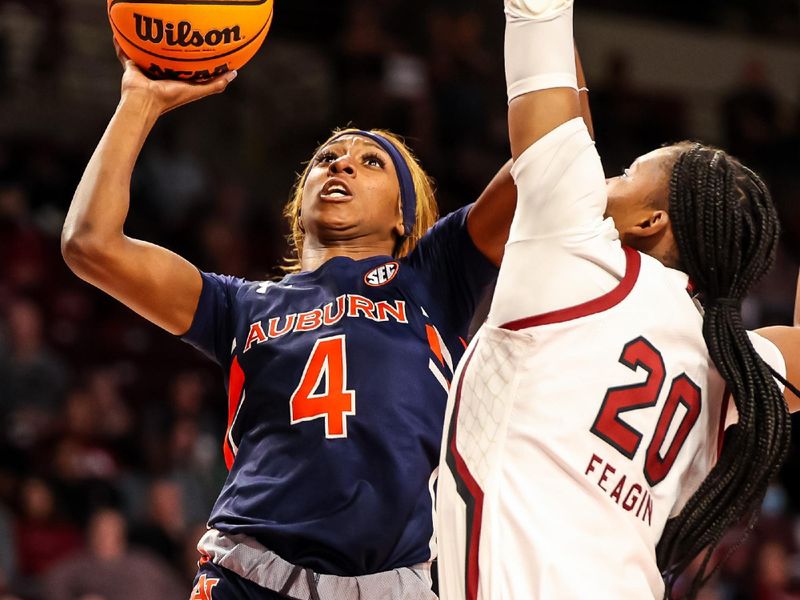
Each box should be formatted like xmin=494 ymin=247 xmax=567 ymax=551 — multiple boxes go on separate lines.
xmin=655 ymin=144 xmax=791 ymax=598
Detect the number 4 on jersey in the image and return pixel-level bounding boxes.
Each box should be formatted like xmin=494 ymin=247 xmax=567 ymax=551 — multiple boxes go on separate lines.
xmin=290 ymin=335 xmax=356 ymax=438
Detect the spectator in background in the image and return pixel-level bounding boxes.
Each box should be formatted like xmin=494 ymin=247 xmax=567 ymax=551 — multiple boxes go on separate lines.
xmin=426 ymin=7 xmax=502 ymax=211
xmin=0 ymin=503 xmax=16 ymax=596
xmin=747 ymin=484 xmax=800 ymax=599
xmin=51 ymin=388 xmax=120 ymax=481
xmin=0 ymin=185 xmax=50 ymax=295
xmin=675 ymin=499 xmax=800 ymax=600
xmin=590 ymin=51 xmax=687 ymax=174
xmin=427 ymin=8 xmax=493 ymax=145
xmin=129 ymin=479 xmax=187 ymax=575
xmin=162 ymin=417 xmax=219 ymax=524
xmin=197 ymin=182 xmax=253 ymax=272
xmin=0 ymin=0 xmax=66 ymax=80
xmin=335 ymin=0 xmax=393 ymax=127
xmin=12 ymin=477 xmax=81 ymax=595
xmin=42 ymin=508 xmax=185 ymax=600
xmin=722 ymin=60 xmax=781 ymax=175
xmin=0 ymin=297 xmax=67 ymax=450
xmin=139 ymin=370 xmax=222 ymax=521
xmin=197 ymin=218 xmax=249 ymax=278
xmin=751 ymin=541 xmax=800 ymax=599
xmin=768 ymin=82 xmax=800 ymax=262
xmin=47 ymin=388 xmax=122 ymax=525
xmin=133 ymin=122 xmax=208 ymax=234
xmin=84 ymin=367 xmax=134 ymax=457
xmin=141 ymin=370 xmax=216 ymax=441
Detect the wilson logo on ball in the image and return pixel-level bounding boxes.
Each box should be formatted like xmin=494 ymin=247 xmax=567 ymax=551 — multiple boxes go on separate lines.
xmin=133 ymin=13 xmax=243 ymax=47
xmin=108 ymin=0 xmax=273 ymax=81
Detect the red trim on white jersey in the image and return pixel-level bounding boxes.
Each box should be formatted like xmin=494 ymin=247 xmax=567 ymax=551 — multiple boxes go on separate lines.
xmin=445 ymin=345 xmax=484 ymax=600
xmin=501 ymin=246 xmax=642 ymax=330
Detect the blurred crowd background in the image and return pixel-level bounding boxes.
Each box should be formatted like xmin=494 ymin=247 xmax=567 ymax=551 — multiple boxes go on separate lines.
xmin=1 ymin=1 xmax=800 ymax=599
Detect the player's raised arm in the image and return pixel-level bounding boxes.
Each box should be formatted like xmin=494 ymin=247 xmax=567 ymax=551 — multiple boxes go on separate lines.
xmin=61 ymin=58 xmax=237 ymax=335
xmin=467 ymin=43 xmax=594 ymax=266
xmin=505 ymin=0 xmax=580 ymax=159
xmin=487 ymin=0 xmax=621 ymax=327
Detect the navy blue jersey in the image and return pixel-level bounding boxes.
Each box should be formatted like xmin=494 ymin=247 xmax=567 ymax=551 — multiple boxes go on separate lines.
xmin=181 ymin=205 xmax=496 ymax=576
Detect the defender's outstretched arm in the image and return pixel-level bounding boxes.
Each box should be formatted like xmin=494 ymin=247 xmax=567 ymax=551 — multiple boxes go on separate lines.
xmin=467 ymin=46 xmax=594 ymax=266
xmin=505 ymin=0 xmax=581 ymax=159
xmin=489 ymin=0 xmax=621 ymax=327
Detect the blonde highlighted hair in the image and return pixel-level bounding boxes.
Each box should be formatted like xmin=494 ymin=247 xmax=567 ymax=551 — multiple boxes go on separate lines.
xmin=282 ymin=128 xmax=438 ymax=272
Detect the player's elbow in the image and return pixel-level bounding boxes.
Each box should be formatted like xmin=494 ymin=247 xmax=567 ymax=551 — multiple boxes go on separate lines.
xmin=61 ymin=226 xmax=112 ymax=279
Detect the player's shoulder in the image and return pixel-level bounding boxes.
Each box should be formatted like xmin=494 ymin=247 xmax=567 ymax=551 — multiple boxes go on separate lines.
xmin=201 ymin=273 xmax=280 ymax=305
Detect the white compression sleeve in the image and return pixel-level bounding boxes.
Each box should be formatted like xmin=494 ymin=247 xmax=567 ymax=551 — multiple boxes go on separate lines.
xmin=505 ymin=0 xmax=577 ymax=102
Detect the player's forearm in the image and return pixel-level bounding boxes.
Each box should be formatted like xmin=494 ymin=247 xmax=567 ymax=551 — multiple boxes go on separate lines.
xmin=794 ymin=268 xmax=800 ymax=327
xmin=62 ymin=93 xmax=160 ymax=263
xmin=471 ymin=40 xmax=590 ymax=266
xmin=505 ymin=0 xmax=580 ymax=159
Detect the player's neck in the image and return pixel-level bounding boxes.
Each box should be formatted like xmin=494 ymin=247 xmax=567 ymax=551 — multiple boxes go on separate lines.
xmin=627 ymin=228 xmax=680 ymax=271
xmin=300 ymin=242 xmax=394 ymax=273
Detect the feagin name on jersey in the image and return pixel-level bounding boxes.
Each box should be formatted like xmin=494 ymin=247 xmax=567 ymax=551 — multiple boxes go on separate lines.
xmin=585 ymin=453 xmax=654 ymax=525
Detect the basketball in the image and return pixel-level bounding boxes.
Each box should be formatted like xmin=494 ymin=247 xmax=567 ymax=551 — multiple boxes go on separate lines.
xmin=107 ymin=0 xmax=274 ymax=81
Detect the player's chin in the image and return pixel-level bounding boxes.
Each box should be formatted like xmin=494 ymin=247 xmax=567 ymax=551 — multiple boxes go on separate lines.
xmin=310 ymin=214 xmax=361 ymax=237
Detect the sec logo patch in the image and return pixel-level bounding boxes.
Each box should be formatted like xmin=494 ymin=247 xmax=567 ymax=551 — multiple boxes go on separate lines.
xmin=365 ymin=262 xmax=399 ymax=287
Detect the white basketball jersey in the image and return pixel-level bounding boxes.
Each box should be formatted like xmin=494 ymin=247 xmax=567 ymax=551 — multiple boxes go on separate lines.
xmin=436 ymin=247 xmax=785 ymax=600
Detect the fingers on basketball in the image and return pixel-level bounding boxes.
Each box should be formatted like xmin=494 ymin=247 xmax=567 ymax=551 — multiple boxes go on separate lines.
xmin=205 ymin=70 xmax=237 ymax=95
xmin=113 ymin=37 xmax=129 ymax=66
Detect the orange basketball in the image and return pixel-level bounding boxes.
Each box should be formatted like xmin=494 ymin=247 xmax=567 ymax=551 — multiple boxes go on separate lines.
xmin=108 ymin=0 xmax=274 ymax=81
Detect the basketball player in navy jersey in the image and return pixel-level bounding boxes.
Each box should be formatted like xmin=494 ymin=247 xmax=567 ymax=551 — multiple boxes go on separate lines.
xmin=61 ymin=44 xmax=519 ymax=598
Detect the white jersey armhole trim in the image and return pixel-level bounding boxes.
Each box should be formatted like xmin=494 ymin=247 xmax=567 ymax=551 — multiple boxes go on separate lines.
xmin=500 ymin=245 xmax=640 ymax=330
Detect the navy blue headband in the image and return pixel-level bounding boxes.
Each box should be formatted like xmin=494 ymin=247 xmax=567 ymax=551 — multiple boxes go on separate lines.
xmin=330 ymin=130 xmax=417 ymax=237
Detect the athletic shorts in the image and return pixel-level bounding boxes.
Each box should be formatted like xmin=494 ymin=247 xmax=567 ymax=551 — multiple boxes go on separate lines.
xmin=191 ymin=561 xmax=287 ymax=600
xmin=190 ymin=528 xmax=437 ymax=600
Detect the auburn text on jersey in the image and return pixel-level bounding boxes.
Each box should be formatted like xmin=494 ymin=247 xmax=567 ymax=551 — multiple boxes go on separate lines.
xmin=243 ymin=294 xmax=408 ymax=353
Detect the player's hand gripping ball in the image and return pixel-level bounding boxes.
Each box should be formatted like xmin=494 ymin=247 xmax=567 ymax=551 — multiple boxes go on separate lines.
xmin=108 ymin=0 xmax=274 ymax=81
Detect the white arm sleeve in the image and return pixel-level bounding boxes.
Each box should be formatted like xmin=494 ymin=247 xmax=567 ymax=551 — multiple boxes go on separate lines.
xmin=724 ymin=332 xmax=787 ymax=429
xmin=488 ymin=118 xmax=626 ymax=327
xmin=504 ymin=1 xmax=577 ymax=100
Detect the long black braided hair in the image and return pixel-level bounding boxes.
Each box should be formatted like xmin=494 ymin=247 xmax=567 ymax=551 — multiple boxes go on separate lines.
xmin=654 ymin=143 xmax=792 ymax=598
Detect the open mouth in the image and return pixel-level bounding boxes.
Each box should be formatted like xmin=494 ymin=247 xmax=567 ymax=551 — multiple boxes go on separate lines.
xmin=320 ymin=178 xmax=353 ymax=201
